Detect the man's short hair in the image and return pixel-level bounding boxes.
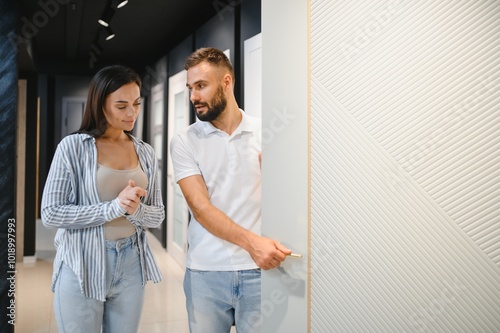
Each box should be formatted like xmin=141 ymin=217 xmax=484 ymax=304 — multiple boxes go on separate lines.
xmin=185 ymin=47 xmax=234 ymax=80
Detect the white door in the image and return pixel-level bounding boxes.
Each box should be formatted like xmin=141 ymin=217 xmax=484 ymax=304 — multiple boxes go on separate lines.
xmin=61 ymin=97 xmax=86 ymax=137
xmin=166 ymin=70 xmax=190 ymax=267
xmin=149 ymin=84 xmax=165 ymax=243
xmin=244 ymin=33 xmax=262 ymax=119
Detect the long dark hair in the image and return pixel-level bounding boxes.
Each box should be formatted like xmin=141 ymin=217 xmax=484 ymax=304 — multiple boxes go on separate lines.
xmin=77 ymin=65 xmax=141 ymax=137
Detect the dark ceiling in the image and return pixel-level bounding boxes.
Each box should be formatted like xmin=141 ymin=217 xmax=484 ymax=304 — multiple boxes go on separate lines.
xmin=18 ymin=0 xmax=220 ymax=76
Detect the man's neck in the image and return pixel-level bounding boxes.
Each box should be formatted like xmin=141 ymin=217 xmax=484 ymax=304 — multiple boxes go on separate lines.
xmin=211 ymin=104 xmax=242 ymax=135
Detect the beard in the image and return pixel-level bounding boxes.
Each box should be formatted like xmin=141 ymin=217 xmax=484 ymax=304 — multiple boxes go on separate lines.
xmin=194 ymin=85 xmax=227 ymax=122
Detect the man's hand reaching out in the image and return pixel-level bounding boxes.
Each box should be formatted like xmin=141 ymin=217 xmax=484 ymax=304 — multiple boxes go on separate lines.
xmin=247 ymin=235 xmax=292 ymax=270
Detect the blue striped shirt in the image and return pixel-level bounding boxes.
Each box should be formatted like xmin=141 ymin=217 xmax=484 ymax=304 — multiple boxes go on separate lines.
xmin=41 ymin=133 xmax=164 ymax=301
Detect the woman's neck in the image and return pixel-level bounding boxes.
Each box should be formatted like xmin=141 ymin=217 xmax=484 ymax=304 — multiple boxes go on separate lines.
xmin=100 ymin=130 xmax=128 ymax=142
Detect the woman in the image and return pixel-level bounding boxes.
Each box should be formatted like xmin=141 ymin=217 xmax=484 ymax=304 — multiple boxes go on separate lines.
xmin=41 ymin=65 xmax=164 ymax=333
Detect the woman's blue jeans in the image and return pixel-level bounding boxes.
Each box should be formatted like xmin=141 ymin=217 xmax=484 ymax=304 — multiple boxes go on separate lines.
xmin=54 ymin=234 xmax=144 ymax=333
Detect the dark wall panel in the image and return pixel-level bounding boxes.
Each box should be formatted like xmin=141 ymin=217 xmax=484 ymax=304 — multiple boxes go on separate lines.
xmin=193 ymin=0 xmax=261 ymax=108
xmin=241 ymin=0 xmax=261 ymax=41
xmin=240 ymin=0 xmax=261 ymax=110
xmin=169 ymin=35 xmax=193 ymax=76
xmin=19 ymin=72 xmax=38 ymax=256
xmin=194 ymin=9 xmax=237 ymax=103
xmin=38 ymin=75 xmax=56 ymax=226
xmin=195 ymin=10 xmax=236 ymax=62
xmin=142 ymin=55 xmax=167 ymax=96
xmin=0 ymin=0 xmax=18 ymax=331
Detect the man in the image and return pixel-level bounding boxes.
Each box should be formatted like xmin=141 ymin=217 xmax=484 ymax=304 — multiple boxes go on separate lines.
xmin=170 ymin=47 xmax=291 ymax=333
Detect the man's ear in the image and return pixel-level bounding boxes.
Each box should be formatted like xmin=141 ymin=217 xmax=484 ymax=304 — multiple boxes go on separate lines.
xmin=223 ymin=73 xmax=233 ymax=91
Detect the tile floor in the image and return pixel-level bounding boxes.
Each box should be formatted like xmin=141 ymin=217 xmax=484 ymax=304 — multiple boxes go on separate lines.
xmin=15 ymin=220 xmax=192 ymax=333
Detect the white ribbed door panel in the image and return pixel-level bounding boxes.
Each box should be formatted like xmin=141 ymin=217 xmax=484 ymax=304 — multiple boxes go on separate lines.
xmin=311 ymin=1 xmax=500 ymax=332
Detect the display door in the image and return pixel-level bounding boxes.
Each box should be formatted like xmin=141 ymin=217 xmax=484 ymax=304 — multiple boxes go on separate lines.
xmin=149 ymin=83 xmax=165 ymax=243
xmin=244 ymin=33 xmax=262 ymax=119
xmin=166 ymin=70 xmax=190 ymax=267
xmin=61 ymin=97 xmax=86 ymax=138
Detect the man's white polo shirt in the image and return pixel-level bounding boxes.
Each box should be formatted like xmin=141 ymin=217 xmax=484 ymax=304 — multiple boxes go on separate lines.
xmin=170 ymin=109 xmax=262 ymax=271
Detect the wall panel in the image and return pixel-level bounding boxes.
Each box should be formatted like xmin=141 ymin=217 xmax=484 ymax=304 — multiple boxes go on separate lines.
xmin=0 ymin=0 xmax=18 ymax=331
xmin=311 ymin=0 xmax=500 ymax=332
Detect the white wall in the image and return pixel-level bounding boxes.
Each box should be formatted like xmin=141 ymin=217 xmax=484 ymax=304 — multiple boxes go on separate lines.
xmin=263 ymin=0 xmax=500 ymax=332
xmin=310 ymin=1 xmax=500 ymax=331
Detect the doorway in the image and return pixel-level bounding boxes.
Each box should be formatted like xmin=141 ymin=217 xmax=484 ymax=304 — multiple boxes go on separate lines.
xmin=166 ymin=70 xmax=190 ymax=267
xmin=61 ymin=97 xmax=86 ymax=137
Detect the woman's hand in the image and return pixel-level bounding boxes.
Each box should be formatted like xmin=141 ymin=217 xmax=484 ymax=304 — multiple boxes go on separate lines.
xmin=117 ymin=180 xmax=147 ymax=215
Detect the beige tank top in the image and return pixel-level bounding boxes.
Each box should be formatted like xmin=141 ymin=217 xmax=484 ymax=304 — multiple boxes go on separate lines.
xmin=97 ymin=163 xmax=148 ymax=240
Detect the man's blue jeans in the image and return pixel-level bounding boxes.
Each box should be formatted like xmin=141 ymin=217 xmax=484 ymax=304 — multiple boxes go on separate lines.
xmin=184 ymin=268 xmax=262 ymax=333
